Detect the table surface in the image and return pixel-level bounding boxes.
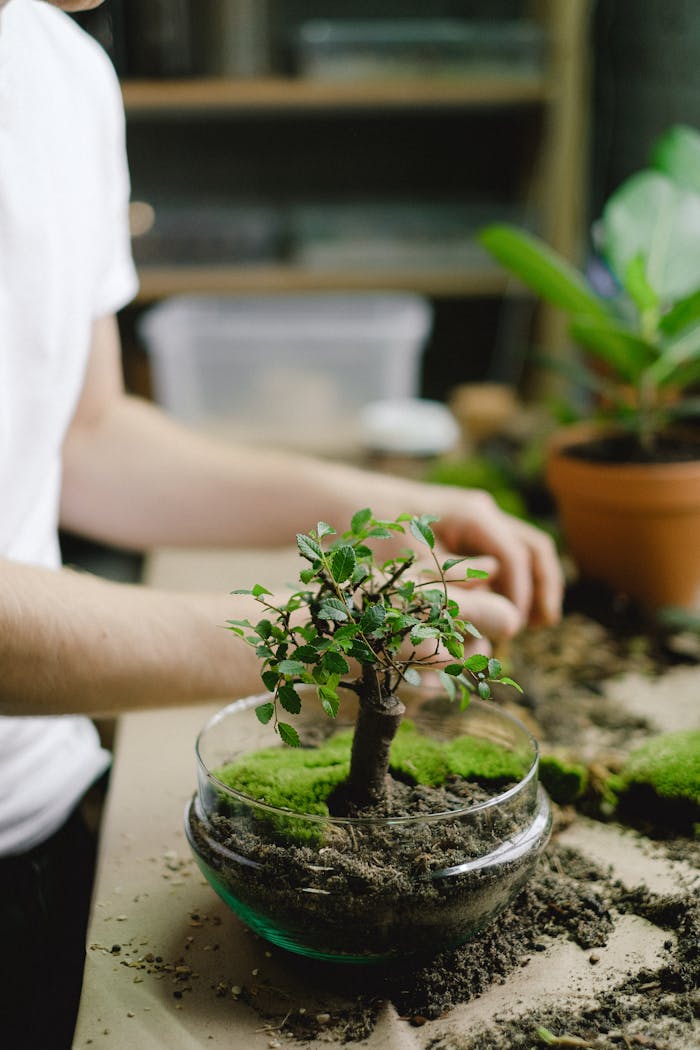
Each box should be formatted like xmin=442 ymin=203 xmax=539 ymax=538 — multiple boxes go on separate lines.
xmin=73 ymin=547 xmax=700 ymax=1050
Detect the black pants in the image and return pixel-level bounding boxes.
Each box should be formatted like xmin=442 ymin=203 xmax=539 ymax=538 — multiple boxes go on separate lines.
xmin=0 ymin=806 xmax=98 ymax=1050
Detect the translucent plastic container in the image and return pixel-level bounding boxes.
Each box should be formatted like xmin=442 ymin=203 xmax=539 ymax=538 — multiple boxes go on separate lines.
xmin=139 ymin=293 xmax=432 ymax=453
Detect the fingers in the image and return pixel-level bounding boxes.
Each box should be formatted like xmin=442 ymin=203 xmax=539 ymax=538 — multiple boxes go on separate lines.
xmin=433 ymin=493 xmax=563 ymax=628
xmin=507 ymin=517 xmax=563 ymax=626
xmin=447 ymin=586 xmax=523 ymax=642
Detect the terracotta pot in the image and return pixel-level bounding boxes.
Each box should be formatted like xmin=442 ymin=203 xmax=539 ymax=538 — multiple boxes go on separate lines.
xmin=546 ymin=426 xmax=700 ymax=612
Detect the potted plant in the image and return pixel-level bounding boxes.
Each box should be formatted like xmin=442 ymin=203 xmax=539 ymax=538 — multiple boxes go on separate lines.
xmin=479 ymin=123 xmax=700 ymax=613
xmin=185 ymin=509 xmax=552 ymax=962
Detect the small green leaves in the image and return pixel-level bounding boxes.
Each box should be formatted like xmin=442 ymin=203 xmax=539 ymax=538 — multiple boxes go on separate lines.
xmin=330 ymin=545 xmax=356 ymax=583
xmin=317 ymin=597 xmax=350 ymax=622
xmin=351 ymin=507 xmax=372 ymax=532
xmin=410 ymin=514 xmax=437 ymax=549
xmin=255 ymin=702 xmax=275 ymax=725
xmin=278 ymin=722 xmax=300 ymax=747
xmin=228 ymin=509 xmax=521 ymax=753
xmin=466 ymin=567 xmax=490 ymax=580
xmin=296 ymin=533 xmax=322 ymax=562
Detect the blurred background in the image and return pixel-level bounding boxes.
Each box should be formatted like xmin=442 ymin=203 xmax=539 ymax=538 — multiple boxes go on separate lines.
xmin=61 ymin=0 xmax=700 ymax=578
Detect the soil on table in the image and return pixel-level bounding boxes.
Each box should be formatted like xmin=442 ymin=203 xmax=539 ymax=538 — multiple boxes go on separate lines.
xmin=173 ymin=586 xmax=699 ymax=1047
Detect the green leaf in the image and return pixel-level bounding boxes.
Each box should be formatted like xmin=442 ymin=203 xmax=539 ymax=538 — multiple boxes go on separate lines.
xmin=622 ymin=253 xmax=660 ymax=314
xmin=442 ymin=556 xmax=468 ymax=572
xmin=477 ymin=681 xmax=492 ymax=700
xmin=299 ymin=568 xmax=316 ymax=584
xmin=349 ymin=640 xmax=377 ymax=663
xmin=277 ymin=659 xmax=306 ymax=676
xmin=659 ymin=289 xmax=700 ymax=338
xmin=296 ymin=533 xmax=322 ymax=563
xmin=479 ymin=224 xmax=607 ymax=318
xmin=330 ymin=545 xmax=357 ymax=584
xmin=317 ymin=598 xmax=350 ymax=622
xmin=278 ymin=683 xmax=302 ymax=714
xmin=351 ymin=507 xmax=373 ymax=533
xmin=466 ymin=567 xmax=490 ymax=580
xmin=316 ymin=521 xmax=336 ymax=538
xmin=650 ymin=123 xmax=700 ymax=195
xmin=499 ymin=676 xmax=523 ymax=693
xmin=465 ymin=653 xmax=490 ymax=673
xmin=322 ymin=650 xmax=350 ymax=675
xmin=254 ymin=619 xmax=272 ymax=639
xmin=261 ymin=669 xmax=280 ymax=692
xmin=291 ymin=645 xmax=319 ymax=664
xmin=278 ymin=722 xmax=300 ymax=747
xmin=646 ymin=320 xmax=700 ymax=387
xmin=251 ymin=583 xmax=272 ymax=598
xmin=410 ymin=516 xmax=436 ymax=549
xmin=443 ymin=663 xmax=465 ymax=676
xmin=359 ymin=603 xmax=386 ymax=633
xmin=410 ymin=624 xmax=440 ymax=644
xmin=601 ymin=170 xmax=700 ymax=302
xmin=439 ymin=670 xmax=457 ymax=700
xmin=487 ymin=657 xmax=502 ymax=678
xmin=445 ymin=636 xmax=464 ymax=659
xmin=569 ymin=316 xmax=656 ymax=383
xmin=318 ymin=687 xmax=340 ymax=718
xmin=255 ymin=702 xmax=275 ymax=725
xmin=403 ymin=667 xmax=421 ymax=686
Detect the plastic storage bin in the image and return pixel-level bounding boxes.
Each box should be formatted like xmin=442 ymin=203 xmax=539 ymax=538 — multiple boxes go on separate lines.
xmin=139 ymin=293 xmax=432 ymax=453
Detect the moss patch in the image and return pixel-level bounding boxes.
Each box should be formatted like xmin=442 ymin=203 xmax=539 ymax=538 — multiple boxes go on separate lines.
xmin=214 ymin=720 xmax=528 ymax=819
xmin=539 ymin=755 xmax=589 ymax=806
xmin=611 ymin=729 xmax=700 ymax=831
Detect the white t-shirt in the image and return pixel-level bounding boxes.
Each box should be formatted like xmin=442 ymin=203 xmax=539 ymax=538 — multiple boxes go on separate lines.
xmin=0 ymin=0 xmax=139 ymax=853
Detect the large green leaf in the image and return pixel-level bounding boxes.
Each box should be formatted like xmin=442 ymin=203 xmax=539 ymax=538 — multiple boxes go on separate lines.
xmin=650 ymin=124 xmax=700 ymax=195
xmin=659 ymin=289 xmax=700 ymax=338
xmin=601 ymin=171 xmax=700 ymax=303
xmin=646 ymin=321 xmax=700 ymax=388
xmin=569 ymin=316 xmax=657 ymax=384
xmin=479 ymin=224 xmax=607 ymax=318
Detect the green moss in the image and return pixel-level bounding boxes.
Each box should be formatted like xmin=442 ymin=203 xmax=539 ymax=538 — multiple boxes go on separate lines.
xmin=539 ymin=755 xmax=589 ymax=805
xmin=444 ymin=735 xmax=529 ymax=785
xmin=617 ymin=730 xmax=700 ymax=802
xmin=214 ymin=741 xmax=350 ymax=816
xmin=612 ymin=729 xmax=700 ymax=831
xmin=389 ymin=721 xmax=452 ymax=786
xmin=213 ymin=721 xmax=528 ymax=837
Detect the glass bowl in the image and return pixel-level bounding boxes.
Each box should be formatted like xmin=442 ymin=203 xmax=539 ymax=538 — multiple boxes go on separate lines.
xmin=185 ymin=687 xmax=551 ymax=964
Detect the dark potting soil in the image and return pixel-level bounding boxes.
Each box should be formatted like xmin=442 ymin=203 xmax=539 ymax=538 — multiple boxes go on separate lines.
xmin=188 ymin=773 xmax=546 ymax=963
xmin=198 ymin=841 xmax=698 ymax=1047
xmin=560 ymin=429 xmax=700 ymax=465
xmin=179 ymin=599 xmax=698 ymax=1047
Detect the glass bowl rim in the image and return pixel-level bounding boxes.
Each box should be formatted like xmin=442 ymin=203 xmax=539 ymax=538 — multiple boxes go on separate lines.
xmin=195 ymin=692 xmax=541 ymax=828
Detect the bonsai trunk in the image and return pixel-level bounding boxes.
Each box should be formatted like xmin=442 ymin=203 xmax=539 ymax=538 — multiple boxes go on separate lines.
xmin=334 ymin=665 xmax=405 ymax=812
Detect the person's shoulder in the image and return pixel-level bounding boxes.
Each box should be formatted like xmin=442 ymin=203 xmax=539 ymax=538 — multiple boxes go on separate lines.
xmin=22 ymin=0 xmax=119 ymax=91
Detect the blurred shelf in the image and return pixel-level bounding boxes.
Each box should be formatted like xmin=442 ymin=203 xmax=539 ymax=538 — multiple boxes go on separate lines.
xmin=133 ymin=263 xmax=515 ymax=302
xmin=121 ymin=75 xmax=550 ymax=117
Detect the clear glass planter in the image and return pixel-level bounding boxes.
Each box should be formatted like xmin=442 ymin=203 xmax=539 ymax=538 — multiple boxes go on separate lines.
xmin=185 ymin=688 xmax=551 ymax=964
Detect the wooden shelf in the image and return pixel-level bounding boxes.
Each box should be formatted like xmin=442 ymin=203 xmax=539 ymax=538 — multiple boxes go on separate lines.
xmin=122 ymin=75 xmax=550 ymax=117
xmin=133 ymin=263 xmax=513 ymax=302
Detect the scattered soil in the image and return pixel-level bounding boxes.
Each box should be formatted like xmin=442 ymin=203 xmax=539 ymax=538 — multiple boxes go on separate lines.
xmin=187 ymin=768 xmax=548 ymax=962
xmin=151 ymin=587 xmax=700 ymax=1047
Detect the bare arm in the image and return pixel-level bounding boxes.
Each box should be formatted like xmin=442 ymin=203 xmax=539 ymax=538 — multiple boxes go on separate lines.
xmin=0 ymin=315 xmax=563 ymax=717
xmin=61 ymin=316 xmax=563 ymax=620
xmin=0 ymin=558 xmax=265 ymax=717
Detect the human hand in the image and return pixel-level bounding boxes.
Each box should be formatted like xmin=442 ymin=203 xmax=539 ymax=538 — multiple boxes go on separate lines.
xmin=424 ymin=488 xmax=563 ymax=629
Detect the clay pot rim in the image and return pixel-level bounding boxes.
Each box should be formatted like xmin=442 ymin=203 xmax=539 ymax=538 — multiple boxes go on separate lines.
xmin=547 ymin=423 xmax=700 ymax=480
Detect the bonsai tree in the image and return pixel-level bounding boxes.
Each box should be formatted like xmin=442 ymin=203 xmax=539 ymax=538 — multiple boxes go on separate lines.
xmin=227 ymin=508 xmax=520 ymax=811
xmin=479 ymin=123 xmax=700 ymax=455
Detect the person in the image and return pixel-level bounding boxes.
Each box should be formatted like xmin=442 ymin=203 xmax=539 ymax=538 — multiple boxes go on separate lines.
xmin=0 ymin=0 xmax=564 ymax=1045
